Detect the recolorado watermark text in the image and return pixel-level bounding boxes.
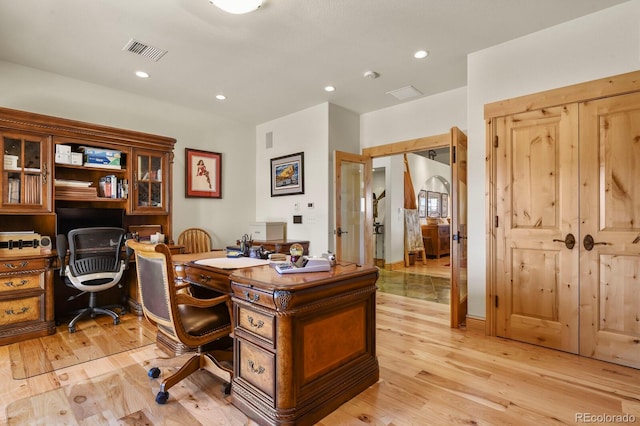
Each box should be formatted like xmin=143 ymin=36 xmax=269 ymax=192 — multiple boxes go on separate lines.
xmin=576 ymin=413 xmax=636 ymax=423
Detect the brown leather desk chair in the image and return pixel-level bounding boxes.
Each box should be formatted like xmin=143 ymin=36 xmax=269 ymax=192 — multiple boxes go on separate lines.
xmin=177 ymin=227 xmax=212 ymax=253
xmin=126 ymin=240 xmax=233 ymax=404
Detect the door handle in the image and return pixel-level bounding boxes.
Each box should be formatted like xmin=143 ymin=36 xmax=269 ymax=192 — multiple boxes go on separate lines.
xmin=336 ymin=227 xmax=348 ymax=237
xmin=453 ymin=232 xmax=467 ymax=243
xmin=583 ymin=234 xmax=609 ymax=251
xmin=553 ymin=233 xmax=576 ymax=249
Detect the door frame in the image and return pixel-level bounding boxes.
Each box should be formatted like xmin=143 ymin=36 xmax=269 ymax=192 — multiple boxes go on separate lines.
xmin=334 ymin=150 xmax=373 ymax=266
xmin=362 ymin=131 xmax=465 ymax=327
xmin=484 ymin=69 xmax=640 ymax=337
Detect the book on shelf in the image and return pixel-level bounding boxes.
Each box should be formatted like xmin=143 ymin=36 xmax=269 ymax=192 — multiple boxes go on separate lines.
xmin=98 ymin=175 xmax=119 ymax=198
xmin=55 ymin=179 xmax=93 ymax=187
xmin=8 ymin=178 xmax=20 ymax=203
xmin=84 ymin=162 xmax=122 ymax=170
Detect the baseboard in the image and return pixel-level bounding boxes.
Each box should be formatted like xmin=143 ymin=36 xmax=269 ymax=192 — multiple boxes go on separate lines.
xmin=386 ymin=261 xmax=406 ymax=270
xmin=465 ymin=316 xmax=485 ymax=333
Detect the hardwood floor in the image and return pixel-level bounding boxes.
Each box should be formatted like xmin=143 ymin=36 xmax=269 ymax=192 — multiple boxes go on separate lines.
xmin=392 ymin=255 xmax=451 ymax=278
xmin=2 ymin=291 xmax=640 ymax=425
xmin=377 ymin=256 xmax=451 ymax=303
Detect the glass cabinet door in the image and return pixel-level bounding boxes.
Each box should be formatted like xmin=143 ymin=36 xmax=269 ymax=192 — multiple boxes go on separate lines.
xmin=133 ymin=149 xmax=167 ymax=213
xmin=1 ymin=132 xmax=51 ymax=212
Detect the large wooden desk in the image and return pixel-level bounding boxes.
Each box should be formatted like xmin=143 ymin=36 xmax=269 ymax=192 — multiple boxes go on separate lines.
xmin=181 ymin=255 xmax=379 ymax=426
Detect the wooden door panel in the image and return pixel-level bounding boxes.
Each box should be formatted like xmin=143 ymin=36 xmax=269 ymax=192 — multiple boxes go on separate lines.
xmin=496 ymin=105 xmax=579 ymax=353
xmin=580 ymin=92 xmax=640 ymax=368
xmin=511 ymin=122 xmax=559 ymax=229
xmin=511 ymin=249 xmax=559 ymax=321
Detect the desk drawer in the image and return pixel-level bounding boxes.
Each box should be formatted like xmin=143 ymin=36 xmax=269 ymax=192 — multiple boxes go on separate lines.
xmin=232 ymin=283 xmax=276 ymax=310
xmin=237 ymin=305 xmax=275 ymax=344
xmin=0 ymin=258 xmax=47 ymax=274
xmin=237 ymin=339 xmax=275 ymax=399
xmin=0 ymin=273 xmax=42 ymax=293
xmin=0 ymin=296 xmax=41 ymax=326
xmin=184 ymin=268 xmax=229 ymax=294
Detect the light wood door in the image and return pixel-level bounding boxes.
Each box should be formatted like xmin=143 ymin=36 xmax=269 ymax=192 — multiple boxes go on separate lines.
xmin=334 ymin=151 xmax=373 ymax=265
xmin=495 ymin=105 xmax=580 ymax=353
xmin=579 ymin=92 xmax=640 ymax=368
xmin=450 ymin=127 xmax=468 ymax=328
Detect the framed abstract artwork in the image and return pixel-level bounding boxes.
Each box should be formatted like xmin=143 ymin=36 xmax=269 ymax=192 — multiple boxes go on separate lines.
xmin=271 ymin=152 xmax=304 ymax=196
xmin=185 ymin=148 xmax=222 ymax=198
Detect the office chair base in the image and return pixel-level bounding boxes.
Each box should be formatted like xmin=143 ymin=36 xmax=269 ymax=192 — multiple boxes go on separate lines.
xmin=149 ymin=349 xmax=233 ymax=404
xmin=68 ymin=307 xmax=121 ymax=333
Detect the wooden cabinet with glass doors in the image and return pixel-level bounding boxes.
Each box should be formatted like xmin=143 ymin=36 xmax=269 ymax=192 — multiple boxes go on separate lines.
xmin=132 ymin=149 xmax=169 ymax=214
xmin=1 ymin=131 xmax=51 ymax=213
xmin=0 ymin=106 xmax=176 ymax=341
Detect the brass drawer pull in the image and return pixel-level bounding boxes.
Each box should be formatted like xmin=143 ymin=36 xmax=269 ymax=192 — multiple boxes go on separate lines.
xmin=243 ymin=291 xmax=260 ymax=303
xmin=248 ymin=360 xmax=265 ymax=375
xmin=247 ymin=316 xmax=264 ymax=329
xmin=4 ymin=261 xmax=28 ymax=269
xmin=198 ymin=273 xmax=212 ymax=282
xmin=4 ymin=279 xmax=28 ymax=288
xmin=6 ymin=307 xmax=29 ymax=315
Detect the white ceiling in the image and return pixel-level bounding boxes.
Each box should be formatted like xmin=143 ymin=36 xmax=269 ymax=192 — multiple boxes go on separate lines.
xmin=0 ymin=0 xmax=628 ymax=126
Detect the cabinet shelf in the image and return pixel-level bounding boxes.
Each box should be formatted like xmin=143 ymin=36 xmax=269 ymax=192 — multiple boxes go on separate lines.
xmin=55 ymin=195 xmax=127 ymax=202
xmin=55 ymin=163 xmax=126 ymax=173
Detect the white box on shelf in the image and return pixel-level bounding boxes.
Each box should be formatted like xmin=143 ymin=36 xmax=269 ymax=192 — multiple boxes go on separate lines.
xmin=55 ymin=152 xmax=71 ymax=164
xmin=70 ymin=152 xmax=83 ymax=165
xmin=56 ymin=144 xmax=71 ymax=154
xmin=4 ymin=155 xmax=18 ymax=169
xmin=249 ymin=222 xmax=286 ymax=241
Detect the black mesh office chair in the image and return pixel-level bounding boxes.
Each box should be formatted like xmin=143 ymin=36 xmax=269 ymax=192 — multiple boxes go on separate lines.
xmin=57 ymin=227 xmax=127 ymax=333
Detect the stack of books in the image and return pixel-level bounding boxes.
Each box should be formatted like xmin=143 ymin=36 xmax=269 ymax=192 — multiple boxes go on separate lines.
xmin=55 ymin=179 xmax=97 ymax=198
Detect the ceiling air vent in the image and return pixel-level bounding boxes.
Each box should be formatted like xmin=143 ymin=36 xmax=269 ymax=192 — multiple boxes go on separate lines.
xmin=386 ymin=85 xmax=423 ymax=100
xmin=122 ymin=38 xmax=167 ymax=62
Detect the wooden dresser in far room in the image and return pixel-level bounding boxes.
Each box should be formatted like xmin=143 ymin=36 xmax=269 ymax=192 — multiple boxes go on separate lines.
xmin=421 ymin=224 xmax=450 ymax=258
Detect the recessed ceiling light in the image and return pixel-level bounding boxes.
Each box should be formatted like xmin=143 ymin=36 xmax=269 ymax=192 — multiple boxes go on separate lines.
xmin=414 ymin=50 xmax=429 ymax=59
xmin=135 ymin=71 xmax=149 ymax=78
xmin=216 ymin=94 xmax=226 ymax=100
xmin=324 ymin=85 xmax=336 ymax=92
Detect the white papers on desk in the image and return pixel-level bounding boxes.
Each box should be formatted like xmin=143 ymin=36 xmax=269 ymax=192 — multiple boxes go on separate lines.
xmin=195 ymin=257 xmax=269 ymax=269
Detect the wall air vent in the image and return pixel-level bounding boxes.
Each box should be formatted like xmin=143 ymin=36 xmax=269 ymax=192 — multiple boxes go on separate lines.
xmin=385 ymin=85 xmax=423 ymax=100
xmin=122 ymin=38 xmax=167 ymax=62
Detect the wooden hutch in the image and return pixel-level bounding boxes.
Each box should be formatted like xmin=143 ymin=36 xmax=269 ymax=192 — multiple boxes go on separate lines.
xmin=0 ymin=106 xmax=176 ymax=344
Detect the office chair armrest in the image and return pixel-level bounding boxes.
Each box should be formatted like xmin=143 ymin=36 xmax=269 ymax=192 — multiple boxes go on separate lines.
xmin=175 ymin=292 xmax=230 ymax=309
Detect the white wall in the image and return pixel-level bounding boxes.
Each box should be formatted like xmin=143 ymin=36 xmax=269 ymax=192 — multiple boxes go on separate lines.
xmin=0 ymin=61 xmax=256 ymax=247
xmin=255 ymin=103 xmax=330 ymax=255
xmin=328 ymin=104 xmax=361 ymax=254
xmin=466 ymin=0 xmax=640 ymax=318
xmin=255 ymin=103 xmax=360 ymax=257
xmin=361 ymin=87 xmax=468 ymax=148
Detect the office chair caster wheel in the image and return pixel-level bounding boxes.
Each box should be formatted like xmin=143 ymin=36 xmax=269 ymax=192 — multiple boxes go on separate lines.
xmin=113 ymin=317 xmax=120 ymax=325
xmin=148 ymin=367 xmax=161 ymax=378
xmin=155 ymin=391 xmax=169 ymax=404
xmin=68 ymin=326 xmax=76 ymax=333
